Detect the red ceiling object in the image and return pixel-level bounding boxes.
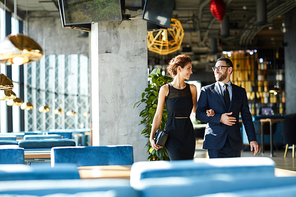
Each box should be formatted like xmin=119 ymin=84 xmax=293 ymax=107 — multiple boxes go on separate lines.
xmin=210 ymin=0 xmax=226 ymax=22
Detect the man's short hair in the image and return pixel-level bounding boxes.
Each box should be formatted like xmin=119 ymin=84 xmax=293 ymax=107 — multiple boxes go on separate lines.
xmin=216 ymin=57 xmax=233 ymax=67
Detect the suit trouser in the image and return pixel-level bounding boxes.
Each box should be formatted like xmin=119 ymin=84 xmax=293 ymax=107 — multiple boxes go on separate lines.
xmin=207 ymin=136 xmax=241 ymax=158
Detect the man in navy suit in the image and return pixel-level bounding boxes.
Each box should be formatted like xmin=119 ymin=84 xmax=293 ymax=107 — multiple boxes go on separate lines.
xmin=196 ymin=57 xmax=258 ymax=158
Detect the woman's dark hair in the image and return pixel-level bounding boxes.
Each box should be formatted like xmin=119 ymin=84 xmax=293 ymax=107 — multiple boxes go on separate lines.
xmin=167 ymin=54 xmax=192 ymax=76
xmin=216 ymin=57 xmax=233 ymax=67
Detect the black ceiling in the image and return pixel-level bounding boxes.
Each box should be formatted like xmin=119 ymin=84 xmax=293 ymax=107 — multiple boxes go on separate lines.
xmin=3 ymin=0 xmax=296 ymax=66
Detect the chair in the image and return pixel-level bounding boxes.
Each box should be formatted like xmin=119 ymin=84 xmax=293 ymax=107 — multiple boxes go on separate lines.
xmin=51 ymin=145 xmax=134 ymax=167
xmin=0 ymin=147 xmax=24 ymax=164
xmin=281 ymin=113 xmax=296 ymax=158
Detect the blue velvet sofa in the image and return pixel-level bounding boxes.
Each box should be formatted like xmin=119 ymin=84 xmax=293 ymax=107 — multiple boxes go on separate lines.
xmin=130 ymin=157 xmax=275 ymax=188
xmin=0 ymin=147 xmax=24 ymax=164
xmin=24 ymin=134 xmax=62 ymax=140
xmin=18 ymin=139 xmax=76 ymax=149
xmin=51 ymin=145 xmax=134 ymax=167
xmin=0 ymin=163 xmax=80 ymax=181
xmin=135 ymin=176 xmax=296 ymax=197
xmin=0 ymin=136 xmax=17 ymax=141
xmin=0 ymin=179 xmax=138 ymax=197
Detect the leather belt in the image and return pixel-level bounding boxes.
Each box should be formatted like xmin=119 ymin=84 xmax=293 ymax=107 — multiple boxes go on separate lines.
xmin=175 ymin=117 xmax=188 ymax=119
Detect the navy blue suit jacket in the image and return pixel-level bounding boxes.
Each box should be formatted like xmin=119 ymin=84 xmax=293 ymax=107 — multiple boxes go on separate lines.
xmin=196 ymin=82 xmax=256 ymax=150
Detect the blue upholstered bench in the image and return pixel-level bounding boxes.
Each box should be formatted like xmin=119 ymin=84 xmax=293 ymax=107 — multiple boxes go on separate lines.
xmin=0 ymin=136 xmax=17 ymax=141
xmin=0 ymin=163 xmax=80 ymax=181
xmin=0 ymin=147 xmax=24 ymax=164
xmin=135 ymin=176 xmax=296 ymax=197
xmin=200 ymin=184 xmax=296 ymax=197
xmin=0 ymin=133 xmax=24 ymax=139
xmin=18 ymin=139 xmax=76 ymax=149
xmin=0 ymin=141 xmax=18 ymax=145
xmin=51 ymin=145 xmax=134 ymax=167
xmin=0 ymin=136 xmax=18 ymax=146
xmin=24 ymin=134 xmax=62 ymax=140
xmin=47 ymin=130 xmax=74 ymax=139
xmin=130 ymin=157 xmax=276 ymax=187
xmin=0 ymin=179 xmax=138 ymax=197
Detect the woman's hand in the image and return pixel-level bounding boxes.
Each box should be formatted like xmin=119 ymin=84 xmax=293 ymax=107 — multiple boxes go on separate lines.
xmin=206 ymin=109 xmax=215 ymax=117
xmin=150 ymin=138 xmax=162 ymax=150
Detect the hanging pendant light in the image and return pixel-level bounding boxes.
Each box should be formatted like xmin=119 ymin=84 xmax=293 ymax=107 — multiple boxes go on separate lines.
xmin=6 ymin=99 xmax=14 ymax=106
xmin=39 ymin=105 xmax=50 ymax=113
xmin=83 ymin=111 xmax=90 ymax=117
xmin=54 ymin=108 xmax=63 ymax=115
xmin=147 ymin=18 xmax=184 ymax=55
xmin=0 ymin=34 xmax=43 ymax=66
xmin=21 ymin=102 xmax=33 ymax=110
xmin=7 ymin=97 xmax=23 ymax=106
xmin=13 ymin=97 xmax=23 ymax=106
xmin=66 ymin=110 xmax=77 ymax=116
xmin=0 ymin=74 xmax=14 ymax=90
xmin=0 ymin=90 xmax=16 ymax=100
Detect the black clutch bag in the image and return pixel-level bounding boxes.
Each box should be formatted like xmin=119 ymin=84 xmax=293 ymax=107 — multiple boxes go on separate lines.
xmin=153 ymin=129 xmax=168 ymax=147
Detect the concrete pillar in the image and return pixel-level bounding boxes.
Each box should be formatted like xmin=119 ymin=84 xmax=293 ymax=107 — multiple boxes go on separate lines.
xmin=284 ymin=8 xmax=296 ymax=115
xmin=90 ymin=19 xmax=148 ymax=162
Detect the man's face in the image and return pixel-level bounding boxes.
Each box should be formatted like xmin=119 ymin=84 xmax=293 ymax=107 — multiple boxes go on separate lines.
xmin=214 ymin=61 xmax=229 ymax=82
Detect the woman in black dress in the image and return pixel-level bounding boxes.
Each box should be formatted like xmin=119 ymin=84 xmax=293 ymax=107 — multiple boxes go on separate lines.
xmin=150 ymin=54 xmax=214 ymax=160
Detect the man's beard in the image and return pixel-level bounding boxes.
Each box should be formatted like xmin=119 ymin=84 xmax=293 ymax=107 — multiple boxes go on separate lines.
xmin=215 ymin=71 xmax=227 ymax=82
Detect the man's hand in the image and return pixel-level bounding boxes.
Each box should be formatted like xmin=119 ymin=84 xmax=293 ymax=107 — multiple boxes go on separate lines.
xmin=206 ymin=109 xmax=215 ymax=117
xmin=220 ymin=112 xmax=236 ymax=126
xmin=250 ymin=141 xmax=259 ymax=156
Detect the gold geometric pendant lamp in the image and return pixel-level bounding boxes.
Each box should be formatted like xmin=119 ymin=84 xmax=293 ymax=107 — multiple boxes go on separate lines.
xmin=0 ymin=74 xmax=14 ymax=90
xmin=0 ymin=34 xmax=43 ymax=91
xmin=0 ymin=34 xmax=43 ymax=66
xmin=147 ymin=18 xmax=184 ymax=55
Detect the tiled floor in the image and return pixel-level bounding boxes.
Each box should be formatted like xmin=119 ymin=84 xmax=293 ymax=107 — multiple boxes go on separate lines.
xmin=194 ymin=140 xmax=296 ymax=172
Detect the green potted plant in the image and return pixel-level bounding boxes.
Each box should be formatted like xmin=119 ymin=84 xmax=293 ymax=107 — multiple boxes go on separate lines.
xmin=134 ymin=68 xmax=172 ymax=161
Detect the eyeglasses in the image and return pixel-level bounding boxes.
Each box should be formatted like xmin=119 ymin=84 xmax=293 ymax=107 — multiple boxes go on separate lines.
xmin=212 ymin=66 xmax=231 ymax=71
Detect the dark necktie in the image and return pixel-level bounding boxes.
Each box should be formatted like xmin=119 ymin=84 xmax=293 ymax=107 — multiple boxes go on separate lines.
xmin=223 ymin=84 xmax=230 ymax=109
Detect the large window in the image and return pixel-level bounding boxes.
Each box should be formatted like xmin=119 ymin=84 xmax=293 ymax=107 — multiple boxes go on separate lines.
xmin=24 ymin=54 xmax=90 ymax=131
xmin=0 ymin=6 xmax=90 ymax=132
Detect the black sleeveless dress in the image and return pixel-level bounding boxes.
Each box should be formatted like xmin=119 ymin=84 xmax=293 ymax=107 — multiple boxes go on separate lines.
xmin=164 ymin=83 xmax=195 ymax=160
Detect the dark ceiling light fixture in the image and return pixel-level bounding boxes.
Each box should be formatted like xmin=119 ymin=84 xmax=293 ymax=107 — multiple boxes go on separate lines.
xmin=254 ymin=0 xmax=268 ymax=26
xmin=221 ymin=15 xmax=229 ymax=38
xmin=240 ymin=1 xmax=296 ymax=46
xmin=210 ymin=38 xmax=217 ymax=54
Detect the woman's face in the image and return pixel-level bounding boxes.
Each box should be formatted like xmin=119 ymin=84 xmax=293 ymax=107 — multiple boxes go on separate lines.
xmin=179 ymin=62 xmax=193 ymax=80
